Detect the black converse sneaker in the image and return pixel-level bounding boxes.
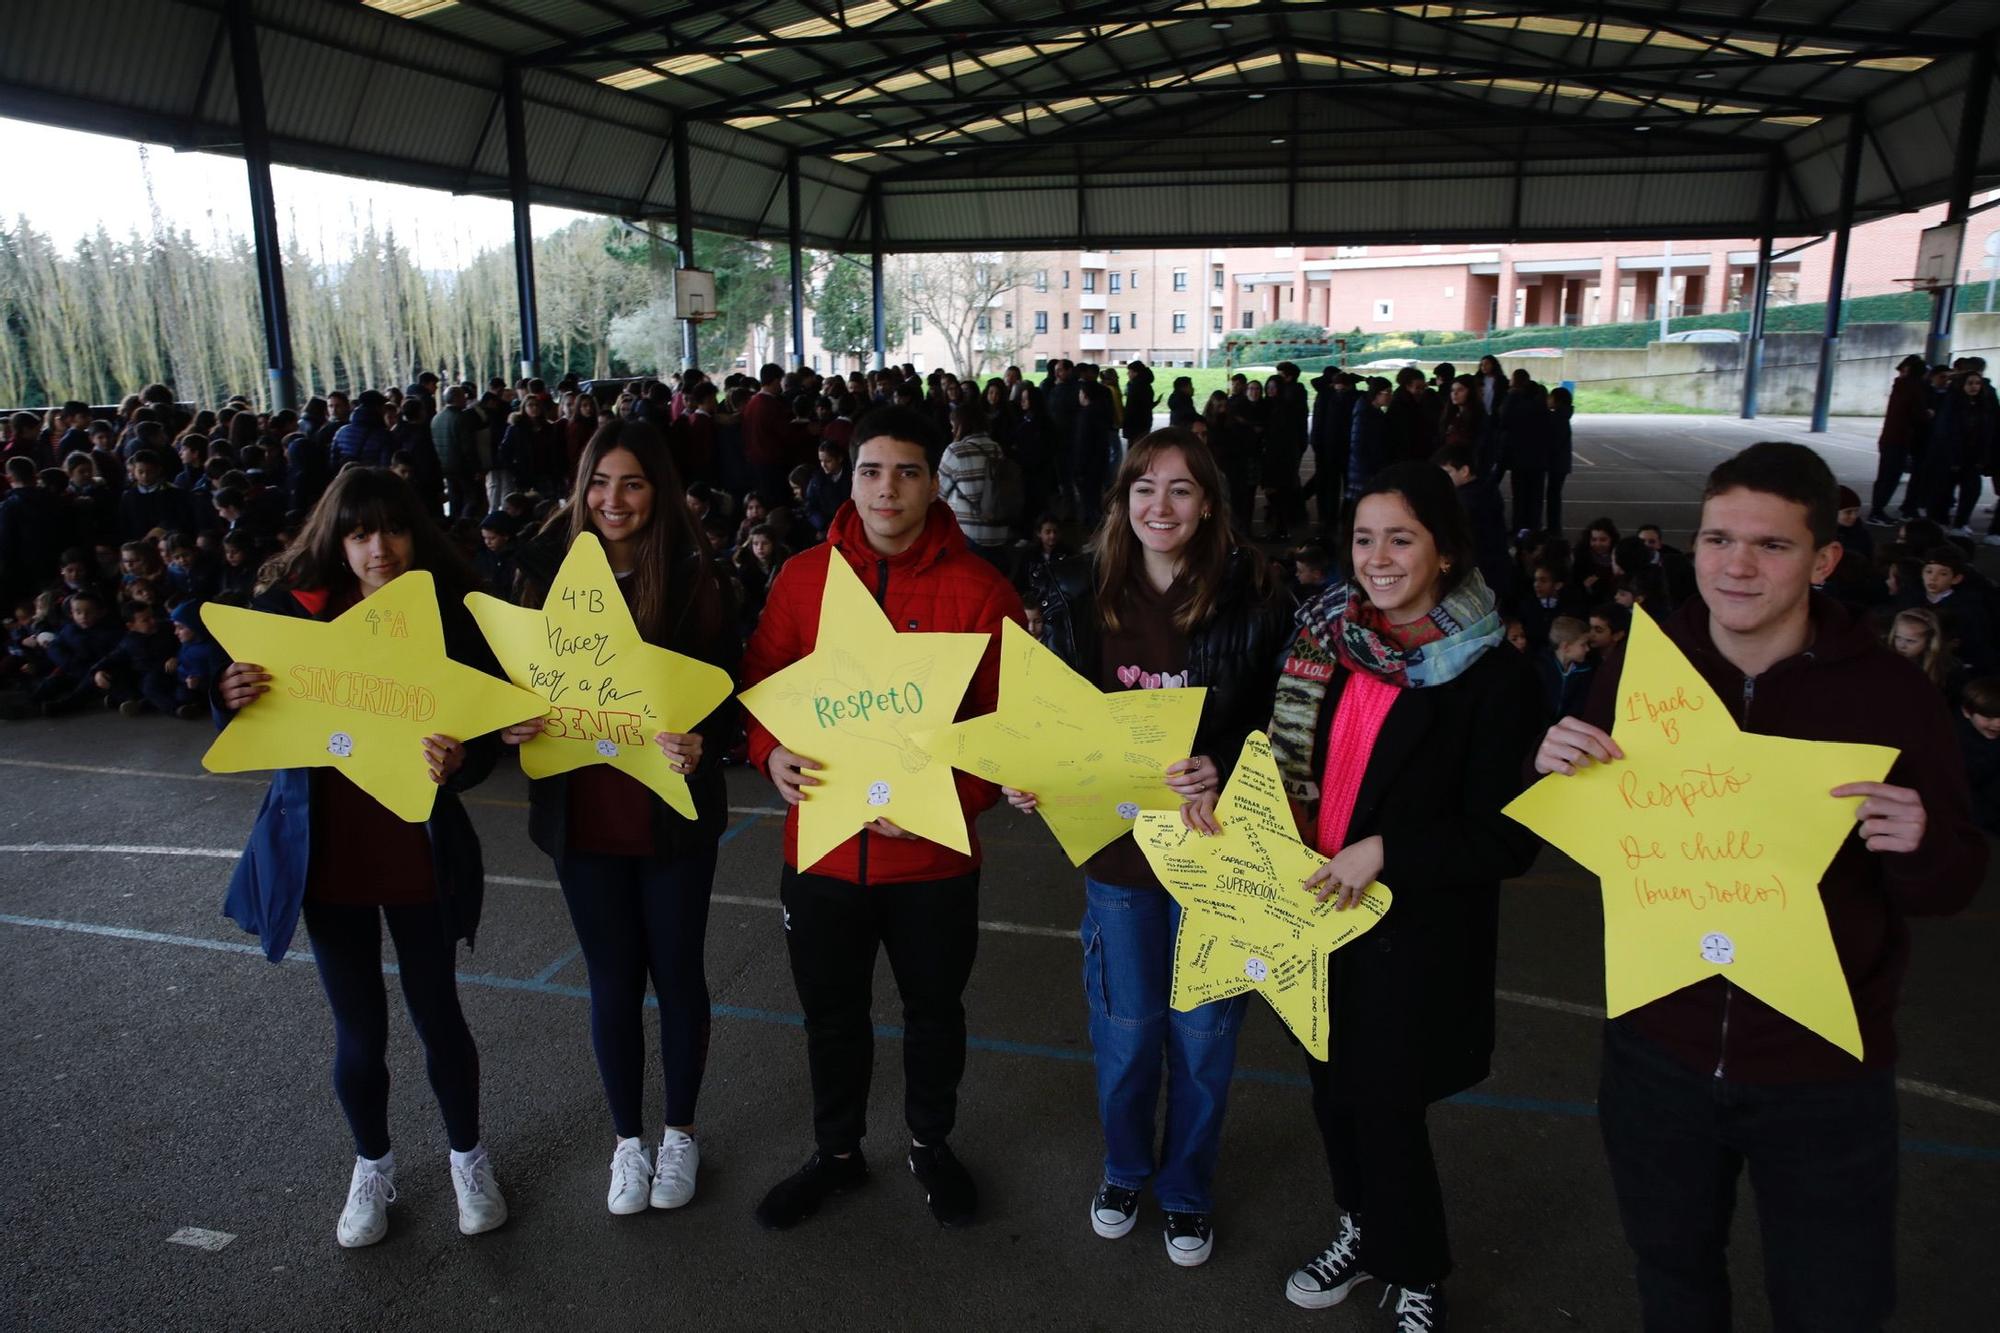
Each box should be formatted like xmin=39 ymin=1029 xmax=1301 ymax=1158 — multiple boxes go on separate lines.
xmin=1385 ymin=1282 xmax=1446 ymax=1331
xmin=1162 ymin=1210 xmax=1214 ymax=1267
xmin=1090 ymin=1182 xmax=1140 ymax=1239
xmin=1286 ymin=1213 xmax=1372 ymax=1308
xmin=752 ymin=1150 xmax=869 ymax=1231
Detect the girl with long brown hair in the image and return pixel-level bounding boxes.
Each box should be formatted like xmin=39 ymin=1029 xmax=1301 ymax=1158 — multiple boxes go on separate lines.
xmin=1015 ymin=427 xmax=1292 ymax=1268
xmin=502 ymin=418 xmax=739 ymax=1218
xmin=214 ymin=466 xmax=511 ymax=1249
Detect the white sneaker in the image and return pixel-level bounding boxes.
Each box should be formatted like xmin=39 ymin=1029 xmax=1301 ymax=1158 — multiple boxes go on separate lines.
xmin=1983 ymin=534 xmax=2000 ymax=547
xmin=608 ymin=1138 xmax=652 ymax=1215
xmin=1951 ymin=525 xmax=1976 ymax=538
xmin=651 ymin=1129 xmax=700 ymax=1209
xmin=337 ymin=1158 xmax=396 ymax=1248
xmin=450 ymin=1149 xmax=508 ymax=1236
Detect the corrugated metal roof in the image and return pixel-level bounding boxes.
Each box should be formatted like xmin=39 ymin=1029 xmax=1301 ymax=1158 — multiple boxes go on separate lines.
xmin=0 ymin=1 xmax=1992 ymax=252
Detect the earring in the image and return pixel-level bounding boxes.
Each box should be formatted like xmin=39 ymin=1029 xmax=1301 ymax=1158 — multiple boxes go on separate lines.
xmin=1440 ymin=561 xmax=1452 ymax=572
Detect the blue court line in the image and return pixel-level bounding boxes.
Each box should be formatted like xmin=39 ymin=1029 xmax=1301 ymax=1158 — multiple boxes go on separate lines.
xmin=529 ymin=948 xmax=582 ymax=985
xmin=717 ymin=813 xmax=763 ymax=845
xmin=5 ymin=911 xmax=1996 ymax=1163
xmin=517 ymin=812 xmax=760 ymax=983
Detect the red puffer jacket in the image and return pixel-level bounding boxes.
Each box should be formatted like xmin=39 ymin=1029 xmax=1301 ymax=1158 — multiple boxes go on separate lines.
xmin=742 ymin=498 xmax=1024 ymax=883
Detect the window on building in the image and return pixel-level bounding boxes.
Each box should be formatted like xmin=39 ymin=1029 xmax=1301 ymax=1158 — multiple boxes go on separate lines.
xmin=1083 ymin=272 xmax=1097 ymax=293
xmin=1109 ymin=315 xmax=1122 ymax=334
xmin=1003 ymin=311 xmax=1014 ymax=330
xmin=1212 ymin=313 xmax=1224 ymax=333
xmin=976 ymin=315 xmax=990 ymax=334
xmin=1172 ymin=268 xmax=1188 ymax=291
xmin=811 ymin=315 xmax=822 ymax=337
xmin=1172 ymin=312 xmax=1188 ymax=333
xmin=1129 ymin=270 xmax=1138 ymax=287
xmin=1062 ymin=270 xmax=1071 ymax=289
xmin=1212 ymin=266 xmax=1224 ymax=291
xmin=1130 ymin=311 xmax=1139 ymax=327
xmin=911 ymin=315 xmax=924 ymax=334
xmin=1241 ymin=312 xmax=1255 ymax=329
xmin=1082 ymin=314 xmax=1097 ymax=332
xmin=1034 ymin=269 xmax=1048 ymax=292
xmin=1062 ymin=312 xmax=1070 ymax=329
xmin=1034 ymin=310 xmax=1048 ymax=334
xmin=1109 ymin=272 xmax=1122 ymax=294
xmin=1372 ymin=299 xmax=1394 ymax=321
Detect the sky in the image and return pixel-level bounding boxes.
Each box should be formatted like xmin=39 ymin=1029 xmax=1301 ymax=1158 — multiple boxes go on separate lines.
xmin=5 ymin=118 xmax=592 ymax=269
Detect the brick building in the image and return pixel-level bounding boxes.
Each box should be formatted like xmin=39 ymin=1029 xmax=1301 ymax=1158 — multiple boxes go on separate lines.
xmin=782 ymin=196 xmax=2000 ymax=376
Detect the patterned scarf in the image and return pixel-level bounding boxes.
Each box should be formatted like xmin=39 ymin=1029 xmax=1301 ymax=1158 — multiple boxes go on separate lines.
xmin=1268 ymin=570 xmax=1503 ymax=802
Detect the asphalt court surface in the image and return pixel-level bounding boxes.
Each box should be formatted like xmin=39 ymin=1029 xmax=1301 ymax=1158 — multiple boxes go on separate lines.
xmin=3 ymin=415 xmax=1995 ymax=1330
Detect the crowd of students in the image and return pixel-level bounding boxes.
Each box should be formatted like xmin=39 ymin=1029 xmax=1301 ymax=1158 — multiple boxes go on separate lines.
xmin=0 ymin=356 xmax=1989 ymax=1331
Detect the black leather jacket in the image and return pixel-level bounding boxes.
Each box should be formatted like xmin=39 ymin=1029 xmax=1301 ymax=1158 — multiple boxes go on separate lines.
xmin=1033 ymin=549 xmax=1293 ymax=781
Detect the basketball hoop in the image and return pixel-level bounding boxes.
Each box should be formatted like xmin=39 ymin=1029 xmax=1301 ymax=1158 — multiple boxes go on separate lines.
xmin=1891 ymin=277 xmax=1945 ymax=293
xmin=683 ymin=309 xmax=722 ymax=324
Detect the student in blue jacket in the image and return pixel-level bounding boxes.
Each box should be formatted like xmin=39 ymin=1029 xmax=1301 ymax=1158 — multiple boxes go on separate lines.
xmin=214 ymin=467 xmax=510 ymax=1249
xmin=502 ymin=419 xmax=740 ymax=1218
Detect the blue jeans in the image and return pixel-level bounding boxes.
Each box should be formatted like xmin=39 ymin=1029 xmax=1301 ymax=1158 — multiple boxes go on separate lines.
xmin=1080 ymin=878 xmax=1247 ymax=1213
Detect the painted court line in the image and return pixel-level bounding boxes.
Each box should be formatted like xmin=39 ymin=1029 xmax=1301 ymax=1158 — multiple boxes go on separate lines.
xmin=0 ymin=757 xmax=786 ymax=818
xmin=4 ymin=843 xmax=1997 ymax=1123
xmin=2 ymin=909 xmax=1994 ymax=1160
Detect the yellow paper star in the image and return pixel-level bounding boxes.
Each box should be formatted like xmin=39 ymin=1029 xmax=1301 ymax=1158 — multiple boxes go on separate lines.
xmin=201 ymin=571 xmax=548 ymax=822
xmin=463 ymin=533 xmax=735 ymax=818
xmin=921 ymin=619 xmax=1208 ymax=865
xmin=737 ymin=553 xmax=992 ymax=870
xmin=1134 ymin=732 xmax=1392 ymax=1059
xmin=1503 ymin=610 xmax=1897 ymax=1058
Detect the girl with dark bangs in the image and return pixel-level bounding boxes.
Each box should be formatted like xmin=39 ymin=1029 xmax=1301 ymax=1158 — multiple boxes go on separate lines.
xmin=1019 ymin=427 xmax=1292 ymax=1268
xmin=214 ymin=466 xmax=512 ymax=1249
xmin=504 ymin=419 xmax=740 ymax=1218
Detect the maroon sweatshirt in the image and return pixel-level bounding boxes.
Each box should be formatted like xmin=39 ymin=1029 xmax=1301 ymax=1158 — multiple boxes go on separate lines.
xmin=1574 ymin=594 xmax=1984 ymax=1083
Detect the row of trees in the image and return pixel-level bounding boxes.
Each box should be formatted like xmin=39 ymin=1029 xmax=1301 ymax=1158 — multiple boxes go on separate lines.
xmin=0 ymin=195 xmax=1035 ymax=410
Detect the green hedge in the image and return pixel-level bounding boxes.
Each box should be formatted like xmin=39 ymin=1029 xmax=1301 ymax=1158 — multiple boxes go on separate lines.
xmin=1220 ymin=288 xmax=1963 ymax=370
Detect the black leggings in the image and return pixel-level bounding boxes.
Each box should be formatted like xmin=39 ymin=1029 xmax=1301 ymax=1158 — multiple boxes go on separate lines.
xmin=556 ymin=846 xmax=718 ymax=1136
xmin=302 ymin=898 xmax=481 ymax=1159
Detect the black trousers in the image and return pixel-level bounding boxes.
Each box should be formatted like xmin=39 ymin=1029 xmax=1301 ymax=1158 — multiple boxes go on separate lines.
xmin=1599 ymin=1020 xmax=1897 ymax=1333
xmin=1869 ymin=446 xmax=1909 ymax=516
xmin=1510 ymin=466 xmax=1547 ymax=535
xmin=1308 ymin=1059 xmax=1452 ymax=1287
xmin=779 ymin=866 xmax=980 ymax=1154
xmin=302 ymin=898 xmax=481 ymax=1160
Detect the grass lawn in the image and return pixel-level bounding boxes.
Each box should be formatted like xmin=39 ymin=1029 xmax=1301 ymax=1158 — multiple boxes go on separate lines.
xmin=1130 ymin=367 xmax=1716 ymax=415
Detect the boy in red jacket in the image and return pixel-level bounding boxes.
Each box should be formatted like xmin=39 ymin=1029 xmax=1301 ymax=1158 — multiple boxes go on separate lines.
xmin=1533 ymin=441 xmax=1984 ymax=1330
xmin=742 ymin=406 xmax=1023 ymax=1231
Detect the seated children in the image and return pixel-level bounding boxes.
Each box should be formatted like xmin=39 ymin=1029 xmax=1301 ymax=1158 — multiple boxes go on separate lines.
xmin=1536 ymin=614 xmax=1594 ymax=721
xmin=1586 ymin=601 xmax=1631 ymax=659
xmin=1957 ymin=675 xmax=2000 ymax=834
xmin=91 ymin=598 xmax=179 ymax=717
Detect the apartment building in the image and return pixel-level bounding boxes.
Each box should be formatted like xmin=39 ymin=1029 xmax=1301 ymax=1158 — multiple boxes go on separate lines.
xmin=781 ymin=197 xmax=1998 ymax=376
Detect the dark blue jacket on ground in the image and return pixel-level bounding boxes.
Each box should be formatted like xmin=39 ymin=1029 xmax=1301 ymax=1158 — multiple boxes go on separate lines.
xmin=45 ymin=617 xmax=122 ymax=676
xmin=216 ymin=583 xmax=502 ymax=962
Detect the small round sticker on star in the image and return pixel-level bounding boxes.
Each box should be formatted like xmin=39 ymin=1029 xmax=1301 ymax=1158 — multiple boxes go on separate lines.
xmin=594 ymin=739 xmax=619 ymax=758
xmin=1244 ymin=957 xmax=1270 ymax=983
xmin=326 ymin=731 xmax=354 ymax=758
xmin=1699 ymin=932 xmax=1736 ymax=966
xmin=866 ymin=781 xmax=892 ymax=807
xmin=1115 ymin=801 xmax=1140 ymax=820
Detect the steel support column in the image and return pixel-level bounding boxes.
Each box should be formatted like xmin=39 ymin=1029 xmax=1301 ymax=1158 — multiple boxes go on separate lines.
xmin=1741 ymin=167 xmax=1779 ymax=420
xmin=672 ymin=117 xmax=698 ymax=371
xmin=1927 ymin=43 xmax=1994 ymax=365
xmin=787 ymin=153 xmax=806 ymax=368
xmin=502 ymin=65 xmax=540 ymax=381
xmin=1811 ymin=121 xmax=1866 ymax=434
xmin=869 ymin=185 xmax=886 ymax=371
xmin=223 ymin=0 xmax=295 ymax=410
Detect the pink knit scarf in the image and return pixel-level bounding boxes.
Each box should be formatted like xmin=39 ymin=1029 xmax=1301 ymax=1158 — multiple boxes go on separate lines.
xmin=1314 ymin=670 xmax=1401 ymax=855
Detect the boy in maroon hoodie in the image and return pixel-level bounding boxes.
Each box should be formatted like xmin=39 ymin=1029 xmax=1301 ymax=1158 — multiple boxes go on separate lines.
xmin=742 ymin=406 xmax=1023 ymax=1232
xmin=1532 ymin=441 xmax=1983 ymax=1331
